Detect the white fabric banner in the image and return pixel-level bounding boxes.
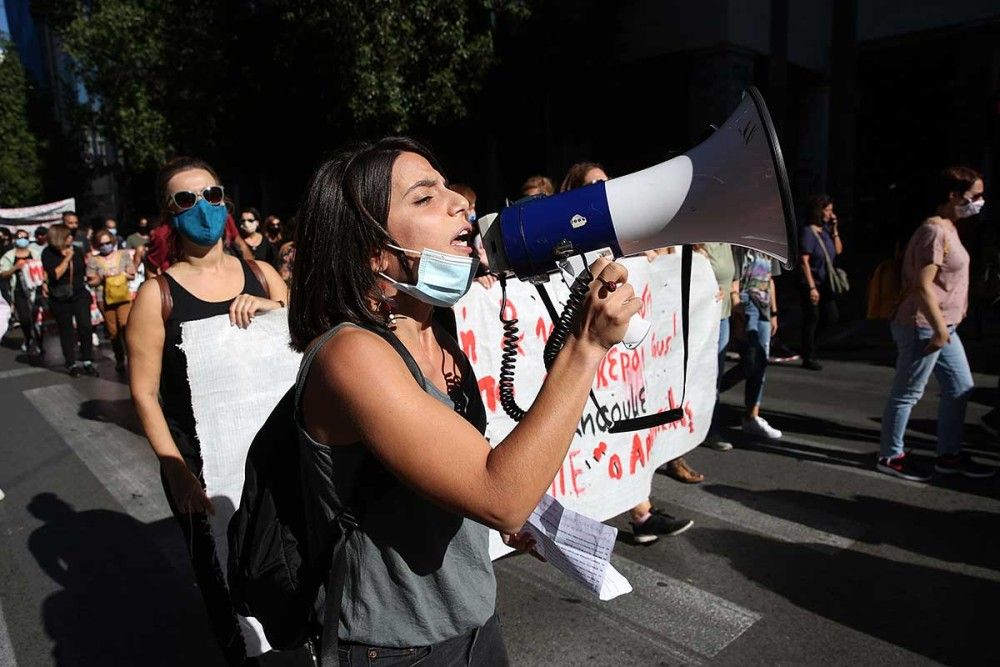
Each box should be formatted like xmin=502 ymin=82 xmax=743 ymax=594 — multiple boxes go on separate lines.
xmin=0 ymin=198 xmax=76 ymax=230
xmin=455 ymin=252 xmax=719 ymax=523
xmin=181 ymin=309 xmax=301 ymax=657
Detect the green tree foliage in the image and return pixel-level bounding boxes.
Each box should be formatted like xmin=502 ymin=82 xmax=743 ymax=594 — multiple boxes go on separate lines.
xmin=0 ymin=40 xmax=44 ymax=206
xmin=34 ymin=0 xmax=528 ymax=173
xmin=277 ymin=0 xmax=529 ymax=133
xmin=34 ymin=0 xmax=230 ymax=170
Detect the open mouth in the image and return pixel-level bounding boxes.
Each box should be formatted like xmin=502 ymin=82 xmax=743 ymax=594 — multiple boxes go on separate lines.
xmin=451 ymin=229 xmax=471 ymax=249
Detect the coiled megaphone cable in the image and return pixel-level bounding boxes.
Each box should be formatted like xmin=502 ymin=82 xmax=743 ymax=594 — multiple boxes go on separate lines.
xmin=496 ymin=248 xmax=692 ymax=434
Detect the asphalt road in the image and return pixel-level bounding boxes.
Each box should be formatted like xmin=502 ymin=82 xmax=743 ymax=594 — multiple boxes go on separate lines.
xmin=0 ymin=321 xmax=997 ymax=666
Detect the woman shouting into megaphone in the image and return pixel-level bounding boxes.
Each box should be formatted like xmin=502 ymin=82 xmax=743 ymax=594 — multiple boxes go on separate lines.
xmin=289 ymin=137 xmax=642 ymax=665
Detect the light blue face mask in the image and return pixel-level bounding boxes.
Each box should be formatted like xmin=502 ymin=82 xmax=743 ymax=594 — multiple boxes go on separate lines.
xmin=379 ymin=243 xmax=479 ymax=307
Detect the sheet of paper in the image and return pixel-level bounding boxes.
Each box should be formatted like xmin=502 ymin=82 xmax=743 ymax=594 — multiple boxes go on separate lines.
xmin=522 ymin=494 xmax=632 ymax=601
xmin=181 ymin=309 xmax=302 ymax=655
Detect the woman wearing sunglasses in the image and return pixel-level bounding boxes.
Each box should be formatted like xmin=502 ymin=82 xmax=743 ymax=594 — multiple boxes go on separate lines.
xmin=127 ymin=157 xmax=288 ymax=665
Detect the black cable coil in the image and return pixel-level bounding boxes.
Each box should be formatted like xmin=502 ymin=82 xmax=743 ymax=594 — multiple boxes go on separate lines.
xmin=497 ymin=269 xmax=592 ymax=423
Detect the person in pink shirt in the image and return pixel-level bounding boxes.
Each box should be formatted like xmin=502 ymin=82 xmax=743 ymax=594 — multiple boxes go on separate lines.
xmin=878 ymin=166 xmax=994 ymax=481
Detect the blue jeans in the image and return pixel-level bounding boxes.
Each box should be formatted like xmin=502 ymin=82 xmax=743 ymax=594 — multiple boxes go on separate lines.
xmin=709 ymin=317 xmax=730 ymax=436
xmin=741 ymin=298 xmax=771 ymax=409
xmin=879 ymin=323 xmax=974 ymax=459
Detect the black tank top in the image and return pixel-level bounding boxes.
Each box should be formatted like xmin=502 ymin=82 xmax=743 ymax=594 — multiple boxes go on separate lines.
xmin=159 ymin=259 xmax=268 ymax=467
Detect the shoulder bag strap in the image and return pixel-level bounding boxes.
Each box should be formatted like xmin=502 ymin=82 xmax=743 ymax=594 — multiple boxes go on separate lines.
xmin=154 ymin=274 xmax=173 ymax=322
xmin=247 ymin=259 xmax=271 ymax=299
xmin=811 ymin=227 xmax=837 ymax=284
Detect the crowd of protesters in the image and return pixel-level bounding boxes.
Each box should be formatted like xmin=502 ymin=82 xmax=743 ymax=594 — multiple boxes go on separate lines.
xmin=0 ymin=141 xmax=992 ymax=665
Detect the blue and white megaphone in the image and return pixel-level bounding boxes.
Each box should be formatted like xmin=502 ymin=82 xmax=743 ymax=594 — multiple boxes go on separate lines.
xmin=478 ymin=87 xmax=798 ymax=430
xmin=478 ymin=86 xmax=797 ymax=346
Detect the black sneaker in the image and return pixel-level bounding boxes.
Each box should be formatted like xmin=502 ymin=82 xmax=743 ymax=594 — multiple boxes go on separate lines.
xmin=630 ymin=509 xmax=693 ymax=544
xmin=934 ymin=452 xmax=996 ymax=479
xmin=82 ymin=362 xmax=99 ymax=377
xmin=876 ymin=453 xmax=931 ymax=482
xmin=67 ymin=364 xmax=82 ymax=378
xmin=801 ymin=359 xmax=823 ymax=371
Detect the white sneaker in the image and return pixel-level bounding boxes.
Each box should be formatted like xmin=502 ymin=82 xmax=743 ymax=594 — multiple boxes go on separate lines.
xmin=702 ymin=434 xmax=733 ymax=451
xmin=742 ymin=416 xmax=782 ymax=440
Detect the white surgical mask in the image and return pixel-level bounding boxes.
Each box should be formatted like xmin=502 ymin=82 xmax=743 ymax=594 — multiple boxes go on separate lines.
xmin=956 ymin=197 xmax=985 ymax=219
xmin=379 ymin=243 xmax=479 ymax=308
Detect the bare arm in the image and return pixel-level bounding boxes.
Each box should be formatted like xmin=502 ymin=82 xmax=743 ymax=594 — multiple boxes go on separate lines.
xmin=800 ymin=254 xmax=816 ymax=290
xmin=916 ymin=262 xmax=949 ymax=350
xmin=227 ymin=260 xmax=291 ymax=328
xmin=127 ymin=280 xmax=213 ymax=514
xmin=305 ymin=260 xmax=638 ymax=533
xmin=52 ymin=253 xmax=72 ymax=280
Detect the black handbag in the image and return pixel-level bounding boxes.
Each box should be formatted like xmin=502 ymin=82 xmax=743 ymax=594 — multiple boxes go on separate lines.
xmin=50 ymin=251 xmax=76 ymax=301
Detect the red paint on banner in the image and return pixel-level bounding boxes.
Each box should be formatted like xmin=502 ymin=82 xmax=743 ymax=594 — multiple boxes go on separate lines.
xmin=650 ymin=312 xmax=678 ymax=359
xmin=629 ymin=434 xmax=647 ymax=474
xmin=592 ymin=442 xmax=607 ymax=461
xmin=459 ymin=329 xmax=478 ymax=364
xmin=637 ymin=284 xmax=652 ymax=319
xmin=478 ymin=375 xmax=498 ymax=412
xmin=608 ymin=454 xmax=623 ymax=480
xmin=534 ymin=317 xmax=554 ymax=343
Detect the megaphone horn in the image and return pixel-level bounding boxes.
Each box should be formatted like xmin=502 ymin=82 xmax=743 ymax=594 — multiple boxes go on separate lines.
xmin=478 ymin=86 xmax=798 ymax=279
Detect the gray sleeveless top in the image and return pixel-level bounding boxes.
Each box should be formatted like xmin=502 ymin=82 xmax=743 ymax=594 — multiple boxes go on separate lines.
xmin=296 ymin=322 xmax=496 ymax=647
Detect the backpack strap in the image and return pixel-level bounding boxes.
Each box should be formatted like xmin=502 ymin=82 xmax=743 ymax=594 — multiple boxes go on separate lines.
xmin=294 ymin=322 xmax=426 ymax=420
xmin=154 ymin=274 xmax=173 ymax=322
xmin=296 ymin=322 xmax=426 ymax=665
xmin=247 ymin=259 xmax=271 ymax=299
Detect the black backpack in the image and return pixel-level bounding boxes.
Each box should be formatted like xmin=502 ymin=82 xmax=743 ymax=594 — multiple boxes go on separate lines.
xmin=226 ymin=323 xmax=426 ymax=661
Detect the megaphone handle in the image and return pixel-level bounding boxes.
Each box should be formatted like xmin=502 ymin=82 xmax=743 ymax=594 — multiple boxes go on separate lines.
xmin=557 ymin=250 xmax=650 ymax=350
xmin=622 ymin=313 xmax=651 ymax=350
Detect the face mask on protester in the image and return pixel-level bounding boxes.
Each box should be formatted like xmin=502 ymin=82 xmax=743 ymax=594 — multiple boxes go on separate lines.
xmin=241 ymin=220 xmax=259 ymax=234
xmin=956 ymin=197 xmax=985 ymax=219
xmin=172 ymin=198 xmax=228 ymax=247
xmin=108 ymin=228 xmax=118 ymax=236
xmin=378 ymin=243 xmax=479 ymax=308
xmin=15 ymin=238 xmax=30 ymax=249
xmin=98 ymin=242 xmax=115 ymax=255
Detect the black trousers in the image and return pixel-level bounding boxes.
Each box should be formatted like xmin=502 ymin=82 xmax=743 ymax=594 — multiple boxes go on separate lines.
xmin=799 ymin=286 xmax=839 ymax=362
xmin=13 ymin=290 xmax=36 ymax=347
xmin=338 ymin=614 xmax=509 ymax=667
xmin=160 ymin=463 xmax=247 ymax=666
xmin=48 ymin=295 xmax=93 ymax=366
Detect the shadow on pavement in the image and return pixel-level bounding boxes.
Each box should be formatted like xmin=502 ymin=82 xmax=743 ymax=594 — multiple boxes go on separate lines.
xmin=688 ymin=527 xmax=999 ymax=665
xmin=26 ymin=492 xmax=225 ymax=666
xmin=715 ymin=404 xmax=898 ymax=448
xmin=700 ymin=484 xmax=1000 ymax=572
xmin=77 ymin=398 xmax=145 ymax=438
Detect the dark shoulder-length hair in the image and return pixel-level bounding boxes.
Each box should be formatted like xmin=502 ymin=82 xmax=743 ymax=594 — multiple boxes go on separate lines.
xmin=805 ymin=194 xmax=833 ymax=226
xmin=288 ymin=137 xmax=443 ymax=352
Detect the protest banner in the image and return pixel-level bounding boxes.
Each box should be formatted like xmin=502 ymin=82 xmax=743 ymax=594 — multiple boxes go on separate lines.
xmin=455 ymin=252 xmax=720 ymax=522
xmin=181 ymin=310 xmax=301 ymax=656
xmin=0 ymin=198 xmax=76 ymax=233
